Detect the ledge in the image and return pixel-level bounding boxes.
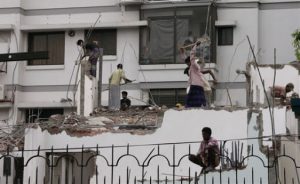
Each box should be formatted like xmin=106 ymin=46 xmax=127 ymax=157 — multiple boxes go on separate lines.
xmin=25 ymin=65 xmax=65 ymax=71
xmin=21 ymin=21 xmax=148 ymax=31
xmin=139 ymin=64 xmax=187 ymax=71
xmin=0 ymin=102 xmax=12 ymax=109
xmin=215 ymin=20 xmax=237 ymax=27
xmin=17 ymin=102 xmax=75 ymax=109
xmin=119 ymin=0 xmax=144 ymax=5
xmin=103 ymin=55 xmax=117 ymax=61
xmin=0 ymin=24 xmax=14 ymax=30
xmin=139 ymin=63 xmax=217 ymax=71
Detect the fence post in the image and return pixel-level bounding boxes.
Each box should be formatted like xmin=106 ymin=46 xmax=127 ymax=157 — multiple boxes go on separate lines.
xmin=80 ymin=146 xmax=84 ymax=184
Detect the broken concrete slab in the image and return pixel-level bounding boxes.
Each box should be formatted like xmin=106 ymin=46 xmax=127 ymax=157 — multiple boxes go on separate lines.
xmin=86 ymin=117 xmax=106 ymax=126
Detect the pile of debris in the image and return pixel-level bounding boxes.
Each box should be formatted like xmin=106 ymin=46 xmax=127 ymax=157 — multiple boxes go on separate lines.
xmin=0 ymin=125 xmax=28 ymax=152
xmin=93 ymin=106 xmax=165 ymax=126
xmin=37 ymin=107 xmax=165 ymax=137
xmin=0 ymin=136 xmax=24 ymax=152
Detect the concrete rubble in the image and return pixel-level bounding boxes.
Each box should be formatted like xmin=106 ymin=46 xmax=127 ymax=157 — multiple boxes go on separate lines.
xmin=0 ymin=107 xmax=166 ymax=151
xmin=36 ymin=107 xmax=166 ymax=137
xmin=0 ymin=105 xmax=250 ymax=151
xmin=0 ymin=124 xmax=31 ymax=152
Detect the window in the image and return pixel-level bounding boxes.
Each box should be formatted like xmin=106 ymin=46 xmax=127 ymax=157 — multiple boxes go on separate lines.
xmin=150 ymin=88 xmax=186 ymax=107
xmin=85 ymin=29 xmax=117 ymax=55
xmin=218 ymin=27 xmax=233 ymax=46
xmin=140 ymin=6 xmax=216 ymax=64
xmin=28 ymin=32 xmax=65 ymax=65
xmin=25 ymin=108 xmax=64 ymax=123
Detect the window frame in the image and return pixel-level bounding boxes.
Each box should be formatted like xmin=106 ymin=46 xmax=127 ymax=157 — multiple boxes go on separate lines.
xmin=140 ymin=6 xmax=217 ymax=65
xmin=27 ymin=32 xmax=65 ymax=66
xmin=150 ymin=88 xmax=186 ymax=107
xmin=217 ymin=26 xmax=234 ymax=46
xmin=25 ymin=108 xmax=64 ymax=123
xmin=84 ymin=29 xmax=117 ymax=56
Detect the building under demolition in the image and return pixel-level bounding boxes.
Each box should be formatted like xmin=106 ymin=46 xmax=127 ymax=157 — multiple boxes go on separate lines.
xmin=0 ymin=0 xmax=300 ymax=183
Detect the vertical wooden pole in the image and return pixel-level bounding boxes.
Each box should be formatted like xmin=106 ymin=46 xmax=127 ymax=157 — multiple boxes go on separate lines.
xmin=80 ymin=61 xmax=86 ymax=115
xmin=98 ymin=48 xmax=103 ymax=107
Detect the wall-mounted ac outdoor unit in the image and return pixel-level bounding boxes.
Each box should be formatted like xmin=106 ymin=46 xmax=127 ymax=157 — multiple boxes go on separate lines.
xmin=0 ymin=85 xmax=4 ymax=100
xmin=119 ymin=0 xmax=144 ymax=5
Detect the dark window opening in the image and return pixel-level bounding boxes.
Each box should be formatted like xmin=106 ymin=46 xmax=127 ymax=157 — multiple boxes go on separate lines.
xmin=140 ymin=6 xmax=217 ymax=64
xmin=25 ymin=108 xmax=64 ymax=123
xmin=150 ymin=88 xmax=186 ymax=107
xmin=28 ymin=32 xmax=65 ymax=65
xmin=218 ymin=27 xmax=233 ymax=46
xmin=85 ymin=29 xmax=117 ymax=55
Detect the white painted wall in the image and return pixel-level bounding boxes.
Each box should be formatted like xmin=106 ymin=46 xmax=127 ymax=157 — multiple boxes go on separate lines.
xmin=0 ymin=0 xmax=300 ymax=131
xmin=258 ymin=8 xmax=300 ymax=64
xmin=21 ymin=0 xmax=118 ymax=9
xmin=0 ymin=0 xmax=20 ymax=8
xmin=0 ymin=6 xmax=143 ymax=121
xmin=215 ymin=7 xmax=258 ymax=106
xmin=278 ymin=109 xmax=300 ymax=184
xmin=102 ymin=28 xmax=140 ymax=85
xmin=217 ymin=8 xmax=258 ymax=83
xmin=23 ymin=108 xmax=287 ymax=183
xmin=250 ymin=64 xmax=299 ymax=104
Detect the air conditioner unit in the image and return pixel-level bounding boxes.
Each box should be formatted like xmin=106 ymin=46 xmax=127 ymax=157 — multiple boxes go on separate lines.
xmin=119 ymin=0 xmax=144 ymax=5
xmin=0 ymin=85 xmax=4 ymax=100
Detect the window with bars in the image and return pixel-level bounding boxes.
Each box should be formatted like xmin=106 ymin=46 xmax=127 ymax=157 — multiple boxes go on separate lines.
xmin=85 ymin=29 xmax=117 ymax=56
xmin=150 ymin=88 xmax=186 ymax=107
xmin=28 ymin=32 xmax=65 ymax=65
xmin=25 ymin=108 xmax=64 ymax=123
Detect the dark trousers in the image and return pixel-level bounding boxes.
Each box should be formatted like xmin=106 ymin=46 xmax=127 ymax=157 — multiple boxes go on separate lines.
xmin=189 ymin=148 xmax=217 ymax=168
xmin=89 ymin=58 xmax=97 ymax=77
xmin=186 ymin=85 xmax=206 ymax=107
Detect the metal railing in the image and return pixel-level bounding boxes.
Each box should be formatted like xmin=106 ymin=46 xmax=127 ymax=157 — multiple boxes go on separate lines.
xmin=0 ymin=139 xmax=299 ymax=184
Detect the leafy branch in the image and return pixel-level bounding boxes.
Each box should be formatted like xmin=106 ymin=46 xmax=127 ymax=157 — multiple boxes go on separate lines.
xmin=292 ymin=29 xmax=300 ymax=61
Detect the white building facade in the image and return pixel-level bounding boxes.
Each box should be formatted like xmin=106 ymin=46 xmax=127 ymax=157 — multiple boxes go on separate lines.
xmin=1 ymin=0 xmax=300 ymax=124
xmin=0 ymin=1 xmax=300 ymax=183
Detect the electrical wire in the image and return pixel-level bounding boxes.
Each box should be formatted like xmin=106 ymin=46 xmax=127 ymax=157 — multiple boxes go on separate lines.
xmin=11 ymin=133 xmax=300 ymax=152
xmin=224 ymin=38 xmax=246 ymax=106
xmin=1 ymin=15 xmax=101 ymax=146
xmin=65 ymin=14 xmax=102 ymax=109
xmin=246 ymin=35 xmax=286 ymax=184
xmin=70 ymin=14 xmax=102 ymax=107
xmin=128 ymin=42 xmax=157 ymax=106
xmin=0 ymin=29 xmax=19 ymax=123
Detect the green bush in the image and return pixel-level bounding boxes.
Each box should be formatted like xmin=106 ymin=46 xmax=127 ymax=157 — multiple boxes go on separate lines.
xmin=292 ymin=29 xmax=300 ymax=61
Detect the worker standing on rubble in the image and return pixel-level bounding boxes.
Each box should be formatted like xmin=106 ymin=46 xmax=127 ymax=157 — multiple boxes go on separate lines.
xmin=183 ymin=63 xmax=216 ymax=107
xmin=180 ymin=39 xmax=207 ymax=107
xmin=109 ymin=64 xmax=132 ymax=110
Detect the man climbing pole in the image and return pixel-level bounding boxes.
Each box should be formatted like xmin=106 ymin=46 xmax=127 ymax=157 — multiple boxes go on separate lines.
xmin=77 ymin=39 xmax=100 ymax=78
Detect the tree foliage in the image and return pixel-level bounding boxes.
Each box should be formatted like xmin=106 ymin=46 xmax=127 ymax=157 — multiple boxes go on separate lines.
xmin=292 ymin=29 xmax=300 ymax=61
